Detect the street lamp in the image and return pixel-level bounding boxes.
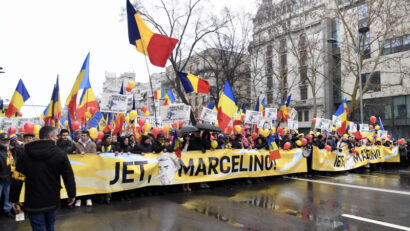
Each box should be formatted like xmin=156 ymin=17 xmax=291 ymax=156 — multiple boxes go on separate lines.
xmin=327 ymin=26 xmax=369 ymax=124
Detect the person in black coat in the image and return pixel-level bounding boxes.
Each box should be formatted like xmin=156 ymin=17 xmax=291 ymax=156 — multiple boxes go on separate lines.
xmin=254 ymin=136 xmax=267 ymax=150
xmin=0 ymin=133 xmax=13 ymax=217
xmin=188 ymin=132 xmax=206 ymax=153
xmin=133 ymin=135 xmax=153 ymax=154
xmin=231 ymin=134 xmax=244 ymax=149
xmin=10 ymin=126 xmax=76 ymax=231
xmin=117 ymin=136 xmax=133 ymax=154
xmin=56 ymin=129 xmax=76 ymax=154
xmin=152 ymin=133 xmax=172 ymax=153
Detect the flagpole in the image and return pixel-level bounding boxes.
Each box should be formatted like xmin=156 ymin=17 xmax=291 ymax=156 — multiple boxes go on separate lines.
xmin=138 ymin=41 xmax=159 ymax=127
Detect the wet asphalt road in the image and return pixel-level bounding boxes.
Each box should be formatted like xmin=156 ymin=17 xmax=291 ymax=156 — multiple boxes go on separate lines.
xmin=1 ymin=169 xmax=409 ymax=231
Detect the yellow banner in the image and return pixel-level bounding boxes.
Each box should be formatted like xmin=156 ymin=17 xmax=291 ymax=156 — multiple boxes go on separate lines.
xmin=59 ymin=149 xmax=307 ymax=198
xmin=312 ymin=146 xmax=399 ymax=171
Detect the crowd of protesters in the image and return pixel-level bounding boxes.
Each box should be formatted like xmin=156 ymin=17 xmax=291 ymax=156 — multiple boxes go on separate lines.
xmin=0 ymin=125 xmax=409 ymax=223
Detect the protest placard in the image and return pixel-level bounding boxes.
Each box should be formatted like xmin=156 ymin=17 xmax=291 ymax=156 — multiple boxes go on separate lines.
xmin=200 ymin=108 xmax=217 ymax=123
xmin=265 ymin=108 xmax=277 ymax=121
xmin=245 ymin=110 xmax=262 ymax=124
xmin=332 ymin=115 xmax=342 ymax=127
xmin=160 ymin=104 xmax=191 ymax=124
xmin=100 ymin=93 xmax=128 ymax=114
xmin=360 ymin=124 xmax=369 ymax=133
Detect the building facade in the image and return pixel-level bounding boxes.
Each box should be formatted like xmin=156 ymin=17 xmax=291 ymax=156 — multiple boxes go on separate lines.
xmin=250 ymin=0 xmax=409 ymax=137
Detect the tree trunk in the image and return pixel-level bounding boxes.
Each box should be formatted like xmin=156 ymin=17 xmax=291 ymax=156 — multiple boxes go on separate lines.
xmin=310 ymin=90 xmax=317 ymax=131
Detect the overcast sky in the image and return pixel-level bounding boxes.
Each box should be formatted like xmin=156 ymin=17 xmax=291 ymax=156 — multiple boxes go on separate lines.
xmin=0 ymin=0 xmax=257 ymax=117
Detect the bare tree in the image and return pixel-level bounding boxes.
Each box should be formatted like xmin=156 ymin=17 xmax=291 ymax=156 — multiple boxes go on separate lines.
xmin=131 ymin=0 xmax=229 ymax=124
xmin=195 ymin=9 xmax=252 ymax=107
xmin=329 ymin=0 xmax=410 ymax=121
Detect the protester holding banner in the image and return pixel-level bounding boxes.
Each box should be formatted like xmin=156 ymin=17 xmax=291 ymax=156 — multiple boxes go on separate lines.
xmin=133 ymin=135 xmax=153 ymax=154
xmin=57 ymin=129 xmax=76 ymax=154
xmin=75 ymin=130 xmax=97 ymax=154
xmin=97 ymin=135 xmax=116 ymax=154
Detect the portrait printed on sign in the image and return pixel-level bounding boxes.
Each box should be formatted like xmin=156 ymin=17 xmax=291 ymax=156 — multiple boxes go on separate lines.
xmin=157 ymin=153 xmax=181 ymax=185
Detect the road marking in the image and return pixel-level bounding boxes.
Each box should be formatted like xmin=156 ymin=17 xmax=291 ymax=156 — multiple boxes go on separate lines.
xmin=342 ymin=214 xmax=410 ymax=231
xmin=288 ymin=177 xmax=410 ymax=195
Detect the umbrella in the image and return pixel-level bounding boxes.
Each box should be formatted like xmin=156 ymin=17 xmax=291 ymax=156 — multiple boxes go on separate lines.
xmin=196 ymin=124 xmax=222 ymax=133
xmin=178 ymin=125 xmax=199 ymax=135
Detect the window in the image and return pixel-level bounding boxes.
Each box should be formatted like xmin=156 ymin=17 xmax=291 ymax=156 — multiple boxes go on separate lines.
xmin=300 ymin=66 xmax=307 ymax=83
xmin=267 ymin=93 xmax=273 ymax=105
xmin=195 ymin=97 xmax=198 ymax=106
xmin=266 ymin=45 xmax=273 ymax=57
xmin=304 ymin=110 xmax=309 ymax=122
xmin=266 ymin=58 xmax=273 ymax=74
xmin=362 ymin=31 xmax=371 ymax=59
xmin=331 ymin=18 xmax=340 ymax=49
xmin=202 ymin=96 xmax=207 ymax=105
xmin=280 ymin=39 xmax=287 ymax=54
xmin=298 ymin=111 xmax=303 ymax=122
xmin=381 ymin=35 xmax=410 ymax=55
xmin=300 ymin=86 xmax=307 ymax=100
xmin=280 ymin=54 xmax=287 ymax=68
xmin=393 ymin=96 xmax=406 ymax=119
xmin=267 ymin=77 xmax=273 ymax=88
xmin=361 ymin=71 xmax=381 ymax=92
xmin=357 ymin=3 xmax=369 ymax=28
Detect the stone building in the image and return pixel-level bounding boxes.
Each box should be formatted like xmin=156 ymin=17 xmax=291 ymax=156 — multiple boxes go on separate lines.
xmin=250 ymin=0 xmax=409 ymax=136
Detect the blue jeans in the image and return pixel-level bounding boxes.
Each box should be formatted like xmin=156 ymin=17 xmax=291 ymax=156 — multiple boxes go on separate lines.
xmin=28 ymin=209 xmax=57 ymax=231
xmin=0 ymin=182 xmax=12 ymax=213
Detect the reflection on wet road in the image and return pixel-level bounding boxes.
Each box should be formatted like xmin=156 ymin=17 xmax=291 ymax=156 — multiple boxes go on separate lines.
xmin=1 ymin=170 xmax=409 ymax=231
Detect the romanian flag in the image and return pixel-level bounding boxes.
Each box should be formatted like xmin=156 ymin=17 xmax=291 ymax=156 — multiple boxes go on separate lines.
xmin=286 ymin=94 xmax=292 ymax=107
xmin=127 ymin=0 xmax=178 ymax=67
xmin=334 ymin=98 xmax=349 ymax=136
xmin=113 ymin=113 xmax=125 ymax=136
xmin=5 ymin=79 xmax=30 ymax=118
xmin=207 ymin=101 xmax=217 ymax=111
xmin=177 ymin=71 xmax=210 ymax=94
xmin=217 ymin=81 xmax=238 ymax=131
xmin=268 ymin=134 xmax=281 ymax=161
xmin=255 ymin=96 xmax=265 ymax=117
xmin=76 ymin=73 xmax=99 ymax=123
xmin=67 ymin=110 xmax=75 ymax=139
xmin=44 ymin=76 xmax=62 ymax=127
xmin=378 ymin=117 xmax=384 ymax=130
xmin=163 ymin=89 xmax=175 ymax=106
xmin=277 ymin=97 xmax=289 ymax=122
xmin=65 ymin=53 xmax=90 ymax=121
xmin=172 ymin=130 xmax=181 ymax=159
xmin=132 ymin=94 xmax=136 ymax=110
xmin=234 ymin=104 xmax=246 ymax=126
xmin=119 ymin=80 xmax=124 ymax=95
xmin=154 ymin=89 xmax=165 ymax=100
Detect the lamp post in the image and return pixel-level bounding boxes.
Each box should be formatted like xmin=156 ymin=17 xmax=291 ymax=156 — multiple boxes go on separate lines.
xmin=327 ymin=26 xmax=369 ymax=124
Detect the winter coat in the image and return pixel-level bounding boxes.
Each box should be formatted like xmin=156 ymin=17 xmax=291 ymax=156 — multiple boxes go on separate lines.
xmin=56 ymin=139 xmax=76 ymax=154
xmin=97 ymin=143 xmax=115 ymax=153
xmin=133 ymin=143 xmax=153 ymax=154
xmin=10 ymin=140 xmax=76 ymax=213
xmin=0 ymin=145 xmax=11 ymax=183
xmin=75 ymin=139 xmax=97 ymax=154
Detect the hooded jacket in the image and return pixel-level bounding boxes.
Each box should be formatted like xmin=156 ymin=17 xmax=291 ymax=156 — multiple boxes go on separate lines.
xmin=10 ymin=140 xmax=76 ymax=213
